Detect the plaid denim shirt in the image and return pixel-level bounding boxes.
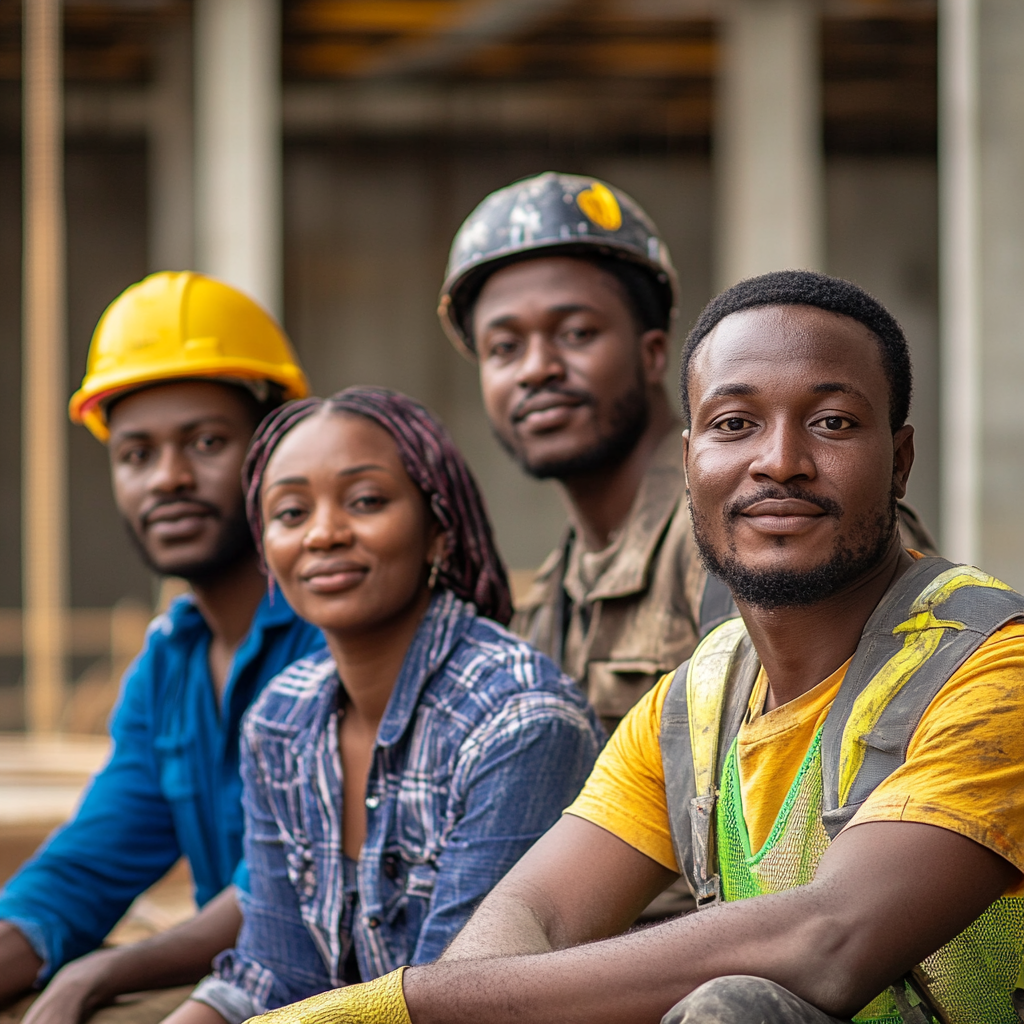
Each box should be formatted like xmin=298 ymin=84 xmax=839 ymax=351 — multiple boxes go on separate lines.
xmin=194 ymin=591 xmax=603 ymax=1021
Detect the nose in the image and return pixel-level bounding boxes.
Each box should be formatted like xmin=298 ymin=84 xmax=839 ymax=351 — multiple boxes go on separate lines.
xmin=515 ymin=332 xmax=566 ymax=390
xmin=148 ymin=443 xmax=196 ymax=495
xmin=302 ymin=499 xmax=353 ymax=551
xmin=746 ymin=419 xmax=817 ymax=484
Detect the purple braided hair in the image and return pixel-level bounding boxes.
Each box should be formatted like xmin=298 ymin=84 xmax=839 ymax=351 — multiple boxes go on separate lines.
xmin=243 ymin=386 xmax=513 ymax=625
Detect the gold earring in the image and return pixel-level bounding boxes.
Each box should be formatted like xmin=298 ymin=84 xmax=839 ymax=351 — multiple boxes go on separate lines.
xmin=428 ymin=554 xmax=442 ymax=590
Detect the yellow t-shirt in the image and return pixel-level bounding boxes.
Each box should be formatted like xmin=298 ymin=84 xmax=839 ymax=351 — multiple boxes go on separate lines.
xmin=566 ymin=623 xmax=1024 ymax=895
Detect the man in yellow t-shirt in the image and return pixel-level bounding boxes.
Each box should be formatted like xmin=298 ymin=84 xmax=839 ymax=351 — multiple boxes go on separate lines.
xmin=244 ymin=270 xmax=1024 ymax=1024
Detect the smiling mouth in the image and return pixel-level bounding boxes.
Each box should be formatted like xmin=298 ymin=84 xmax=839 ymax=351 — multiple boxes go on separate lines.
xmin=300 ymin=563 xmax=369 ymax=594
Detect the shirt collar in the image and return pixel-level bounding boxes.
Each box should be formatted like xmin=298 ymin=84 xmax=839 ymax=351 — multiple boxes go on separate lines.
xmin=375 ymin=590 xmax=472 ymax=748
xmin=571 ymin=427 xmax=686 ymax=601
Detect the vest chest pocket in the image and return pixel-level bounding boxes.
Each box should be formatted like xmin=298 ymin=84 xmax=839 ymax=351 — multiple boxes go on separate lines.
xmin=587 ymin=660 xmax=664 ymax=724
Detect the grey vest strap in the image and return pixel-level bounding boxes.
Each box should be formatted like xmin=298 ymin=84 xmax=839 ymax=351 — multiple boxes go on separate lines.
xmin=820 ymin=557 xmax=1024 ymax=838
xmin=698 ymin=573 xmax=737 ymax=639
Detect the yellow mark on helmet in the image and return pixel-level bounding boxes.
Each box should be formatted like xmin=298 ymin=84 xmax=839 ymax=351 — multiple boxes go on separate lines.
xmin=577 ymin=182 xmax=622 ymax=231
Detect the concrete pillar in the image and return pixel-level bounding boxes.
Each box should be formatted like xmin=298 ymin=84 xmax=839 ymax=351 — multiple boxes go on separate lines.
xmin=194 ymin=0 xmax=281 ymax=315
xmin=149 ymin=15 xmax=194 ymax=272
xmin=715 ymin=0 xmax=824 ymax=290
xmin=947 ymin=0 xmax=1024 ymax=585
xmin=22 ymin=0 xmax=68 ymax=733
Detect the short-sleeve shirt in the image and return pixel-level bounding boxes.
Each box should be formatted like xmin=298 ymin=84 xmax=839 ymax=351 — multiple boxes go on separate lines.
xmin=567 ymin=622 xmax=1024 ymax=895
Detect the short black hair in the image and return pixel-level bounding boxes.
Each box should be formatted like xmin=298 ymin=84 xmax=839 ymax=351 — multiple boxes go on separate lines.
xmin=462 ymin=250 xmax=671 ymax=344
xmin=679 ymin=270 xmax=912 ymax=432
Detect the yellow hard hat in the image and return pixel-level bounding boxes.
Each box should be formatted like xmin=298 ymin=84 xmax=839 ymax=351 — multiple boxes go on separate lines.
xmin=69 ymin=271 xmax=309 ymax=442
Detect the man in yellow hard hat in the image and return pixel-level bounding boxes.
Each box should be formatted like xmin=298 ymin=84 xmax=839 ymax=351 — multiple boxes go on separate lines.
xmin=0 ymin=273 xmax=324 ymax=1024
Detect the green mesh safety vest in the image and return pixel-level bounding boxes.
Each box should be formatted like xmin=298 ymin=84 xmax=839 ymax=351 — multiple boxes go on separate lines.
xmin=659 ymin=557 xmax=1024 ymax=1024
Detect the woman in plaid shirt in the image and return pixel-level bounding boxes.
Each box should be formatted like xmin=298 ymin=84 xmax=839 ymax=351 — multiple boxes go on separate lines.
xmin=179 ymin=388 xmax=604 ymax=1024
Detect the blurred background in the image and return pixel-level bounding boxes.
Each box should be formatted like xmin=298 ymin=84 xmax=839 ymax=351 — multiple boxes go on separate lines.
xmin=1 ymin=0 xmax=1021 ymax=754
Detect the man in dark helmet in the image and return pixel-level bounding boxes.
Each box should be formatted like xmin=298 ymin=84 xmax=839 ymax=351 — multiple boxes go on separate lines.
xmin=438 ymin=171 xmax=935 ymax=744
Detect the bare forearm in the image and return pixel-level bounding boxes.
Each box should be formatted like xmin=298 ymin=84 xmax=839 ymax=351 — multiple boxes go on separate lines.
xmin=410 ymin=891 xmax=839 ymax=1024
xmin=81 ymin=888 xmax=242 ymax=1000
xmin=0 ymin=921 xmax=44 ymax=1000
xmin=441 ymin=889 xmax=555 ymax=963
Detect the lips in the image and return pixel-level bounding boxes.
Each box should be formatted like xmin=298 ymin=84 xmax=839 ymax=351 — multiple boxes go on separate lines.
xmin=142 ymin=501 xmax=218 ymax=541
xmin=300 ymin=560 xmax=369 ymax=594
xmin=739 ymin=497 xmax=828 ymax=536
xmin=511 ymin=390 xmax=589 ymax=431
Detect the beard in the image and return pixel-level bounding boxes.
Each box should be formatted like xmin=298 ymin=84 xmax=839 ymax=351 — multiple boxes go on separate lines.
xmin=496 ymin=369 xmax=650 ymax=481
xmin=690 ymin=483 xmax=898 ymax=610
xmin=123 ymin=500 xmax=256 ymax=585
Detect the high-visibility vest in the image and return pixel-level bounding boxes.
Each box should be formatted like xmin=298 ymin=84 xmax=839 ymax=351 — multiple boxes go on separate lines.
xmin=660 ymin=557 xmax=1024 ymax=1024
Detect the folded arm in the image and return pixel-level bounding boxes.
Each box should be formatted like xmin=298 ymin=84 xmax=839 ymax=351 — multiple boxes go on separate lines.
xmin=408 ymin=813 xmax=1018 ymax=1023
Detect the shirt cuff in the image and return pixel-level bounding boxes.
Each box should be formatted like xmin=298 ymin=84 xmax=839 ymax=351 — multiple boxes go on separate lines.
xmin=0 ymin=916 xmax=53 ymax=985
xmin=191 ymin=976 xmax=266 ymax=1024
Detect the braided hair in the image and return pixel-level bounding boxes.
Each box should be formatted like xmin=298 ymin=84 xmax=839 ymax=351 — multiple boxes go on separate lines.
xmin=243 ymin=386 xmax=513 ymax=625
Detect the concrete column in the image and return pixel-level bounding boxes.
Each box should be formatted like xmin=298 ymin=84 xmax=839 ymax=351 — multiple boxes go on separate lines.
xmin=149 ymin=15 xmax=194 ymax=272
xmin=194 ymin=0 xmax=281 ymax=315
xmin=715 ymin=0 xmax=824 ymax=290
xmin=956 ymin=0 xmax=1024 ymax=585
xmin=22 ymin=0 xmax=68 ymax=733
xmin=938 ymin=0 xmax=980 ymax=564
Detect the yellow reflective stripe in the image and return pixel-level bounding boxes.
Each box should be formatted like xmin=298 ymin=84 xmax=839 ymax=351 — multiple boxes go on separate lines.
xmin=837 ymin=566 xmax=1013 ymax=807
xmin=687 ymin=617 xmax=748 ymax=799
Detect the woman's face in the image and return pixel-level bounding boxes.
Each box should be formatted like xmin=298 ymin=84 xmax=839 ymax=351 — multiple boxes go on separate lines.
xmin=261 ymin=410 xmax=441 ymax=638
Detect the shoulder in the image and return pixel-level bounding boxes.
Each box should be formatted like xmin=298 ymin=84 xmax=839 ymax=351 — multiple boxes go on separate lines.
xmin=431 ymin=614 xmax=598 ymax=734
xmin=245 ymin=647 xmax=337 ymax=736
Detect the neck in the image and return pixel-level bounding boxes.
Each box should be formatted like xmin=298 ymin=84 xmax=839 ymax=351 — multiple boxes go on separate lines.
xmin=325 ymin=588 xmax=433 ymax=729
xmin=737 ymin=539 xmax=914 ymax=711
xmin=189 ymin=551 xmax=267 ymax=649
xmin=560 ymin=387 xmax=677 ymax=551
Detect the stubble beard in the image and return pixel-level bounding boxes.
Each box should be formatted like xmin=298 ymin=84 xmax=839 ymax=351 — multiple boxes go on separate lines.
xmin=689 ymin=484 xmax=899 ymax=610
xmin=495 ymin=368 xmax=651 ymax=481
xmin=123 ymin=500 xmax=257 ymax=585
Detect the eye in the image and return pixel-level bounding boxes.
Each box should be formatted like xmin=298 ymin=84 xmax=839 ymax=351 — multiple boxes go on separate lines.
xmin=350 ymin=493 xmax=388 ymax=513
xmin=271 ymin=504 xmax=307 ymax=526
xmin=560 ymin=325 xmax=598 ymax=346
xmin=815 ymin=415 xmax=854 ymax=432
xmin=714 ymin=416 xmax=754 ymax=433
xmin=118 ymin=445 xmax=151 ymax=467
xmin=484 ymin=335 xmax=520 ymax=360
xmin=192 ymin=433 xmax=227 ymax=454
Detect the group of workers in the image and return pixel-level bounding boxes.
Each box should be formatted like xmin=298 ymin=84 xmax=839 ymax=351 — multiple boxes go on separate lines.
xmin=0 ymin=170 xmax=1021 ymax=1024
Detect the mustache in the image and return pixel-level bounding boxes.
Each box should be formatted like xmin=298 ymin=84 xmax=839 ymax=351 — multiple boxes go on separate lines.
xmin=140 ymin=497 xmax=222 ymax=527
xmin=725 ymin=484 xmax=843 ymax=520
xmin=510 ymin=384 xmax=595 ymax=423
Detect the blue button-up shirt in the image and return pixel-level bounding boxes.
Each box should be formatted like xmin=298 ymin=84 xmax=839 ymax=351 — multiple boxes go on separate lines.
xmin=195 ymin=592 xmax=603 ymax=1021
xmin=0 ymin=590 xmax=323 ymax=979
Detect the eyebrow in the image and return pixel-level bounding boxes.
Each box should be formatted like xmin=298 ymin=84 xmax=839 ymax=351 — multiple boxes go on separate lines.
xmin=811 ymin=382 xmax=870 ymax=402
xmin=263 ymin=463 xmax=389 ymax=492
xmin=705 ymin=383 xmax=759 ymax=400
xmin=484 ymin=303 xmax=598 ymax=329
xmin=112 ymin=416 xmax=234 ymax=444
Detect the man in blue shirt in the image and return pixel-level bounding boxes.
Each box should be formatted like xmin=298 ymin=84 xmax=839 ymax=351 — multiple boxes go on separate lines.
xmin=0 ymin=273 xmax=323 ymax=1023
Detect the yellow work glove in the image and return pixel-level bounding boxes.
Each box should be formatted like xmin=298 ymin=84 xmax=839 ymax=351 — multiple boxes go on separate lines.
xmin=244 ymin=967 xmax=411 ymax=1024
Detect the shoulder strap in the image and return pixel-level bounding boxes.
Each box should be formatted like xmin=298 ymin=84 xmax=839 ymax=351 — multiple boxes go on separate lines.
xmin=821 ymin=557 xmax=1024 ymax=838
xmin=661 ymin=618 xmax=759 ymax=907
xmin=698 ymin=572 xmax=737 ymax=639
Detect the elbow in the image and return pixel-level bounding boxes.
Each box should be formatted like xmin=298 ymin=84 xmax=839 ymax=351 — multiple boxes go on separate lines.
xmin=780 ymin=904 xmax=884 ymax=1017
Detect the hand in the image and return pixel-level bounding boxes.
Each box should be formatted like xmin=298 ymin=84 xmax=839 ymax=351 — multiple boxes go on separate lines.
xmin=0 ymin=921 xmax=44 ymax=1005
xmin=245 ymin=968 xmax=410 ymax=1024
xmin=20 ymin=948 xmax=120 ymax=1024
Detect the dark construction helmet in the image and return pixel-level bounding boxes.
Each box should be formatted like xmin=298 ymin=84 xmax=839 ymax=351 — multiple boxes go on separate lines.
xmin=438 ymin=171 xmax=679 ymax=357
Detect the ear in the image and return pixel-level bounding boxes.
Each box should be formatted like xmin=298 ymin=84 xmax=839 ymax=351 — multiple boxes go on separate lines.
xmin=682 ymin=428 xmax=691 ymax=489
xmin=426 ymin=522 xmax=447 ymax=566
xmin=891 ymin=424 xmax=915 ymax=500
xmin=639 ymin=329 xmax=668 ymax=386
